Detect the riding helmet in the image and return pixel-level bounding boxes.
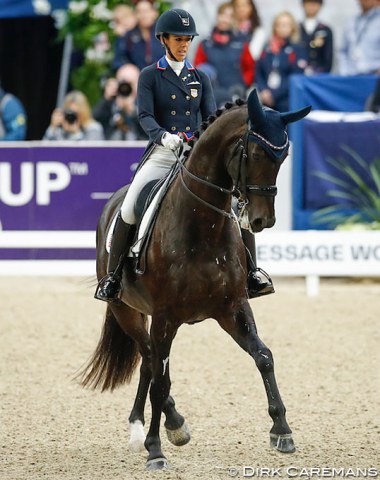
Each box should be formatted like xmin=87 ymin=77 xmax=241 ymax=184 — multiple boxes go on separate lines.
xmin=155 ymin=9 xmax=199 ymax=39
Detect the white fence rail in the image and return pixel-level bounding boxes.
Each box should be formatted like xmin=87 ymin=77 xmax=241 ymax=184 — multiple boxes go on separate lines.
xmin=0 ymin=231 xmax=96 ymax=277
xmin=1 ymin=230 xmax=379 ymax=295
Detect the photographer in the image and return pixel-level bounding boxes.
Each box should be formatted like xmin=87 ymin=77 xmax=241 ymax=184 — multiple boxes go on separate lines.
xmin=43 ymin=90 xmax=104 ymax=141
xmin=93 ymin=63 xmax=147 ymax=140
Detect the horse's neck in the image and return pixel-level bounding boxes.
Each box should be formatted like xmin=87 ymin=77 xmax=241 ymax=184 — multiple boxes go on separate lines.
xmin=185 ymin=136 xmax=231 ymax=189
xmin=168 ymin=135 xmax=234 ymax=237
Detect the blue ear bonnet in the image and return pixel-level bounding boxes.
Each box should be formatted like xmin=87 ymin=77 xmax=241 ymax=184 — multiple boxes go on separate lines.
xmin=247 ymin=89 xmax=311 ymax=162
xmin=248 ymin=107 xmax=290 ymax=162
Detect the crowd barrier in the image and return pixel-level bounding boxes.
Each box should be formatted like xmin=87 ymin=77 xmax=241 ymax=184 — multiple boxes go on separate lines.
xmin=1 ymin=229 xmax=379 ymax=296
xmin=289 ymin=74 xmax=379 ymax=230
xmin=1 ymin=141 xmax=379 ymax=296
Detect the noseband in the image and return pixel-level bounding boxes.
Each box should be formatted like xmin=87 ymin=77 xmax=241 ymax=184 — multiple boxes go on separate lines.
xmin=177 ymin=129 xmax=281 ymax=220
xmin=233 ymin=130 xmax=281 ymax=202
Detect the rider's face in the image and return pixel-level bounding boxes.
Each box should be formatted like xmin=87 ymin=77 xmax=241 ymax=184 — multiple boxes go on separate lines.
xmin=165 ymin=35 xmax=192 ymax=61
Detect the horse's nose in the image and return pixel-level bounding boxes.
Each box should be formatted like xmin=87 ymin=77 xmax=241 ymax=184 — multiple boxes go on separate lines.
xmin=251 ymin=216 xmax=276 ymax=231
xmin=251 ymin=217 xmax=265 ymax=232
xmin=266 ymin=216 xmax=276 ymax=228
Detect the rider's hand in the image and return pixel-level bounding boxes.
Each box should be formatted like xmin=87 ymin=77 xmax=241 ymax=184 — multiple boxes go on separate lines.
xmin=161 ymin=132 xmax=183 ymax=151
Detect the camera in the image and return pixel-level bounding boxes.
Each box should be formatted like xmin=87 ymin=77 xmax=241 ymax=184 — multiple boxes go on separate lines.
xmin=63 ymin=108 xmax=78 ymax=124
xmin=117 ymin=81 xmax=132 ymax=97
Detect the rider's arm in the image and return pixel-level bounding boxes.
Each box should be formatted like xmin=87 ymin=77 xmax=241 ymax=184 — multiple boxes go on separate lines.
xmin=137 ymin=66 xmax=166 ymax=144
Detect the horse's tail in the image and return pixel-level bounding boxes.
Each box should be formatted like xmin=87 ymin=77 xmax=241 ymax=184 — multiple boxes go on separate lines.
xmin=78 ymin=306 xmax=143 ymax=392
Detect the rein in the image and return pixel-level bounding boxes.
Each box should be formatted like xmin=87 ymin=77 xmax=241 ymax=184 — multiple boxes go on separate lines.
xmin=177 ymin=160 xmax=236 ymax=219
xmin=176 ymin=129 xmax=279 ymax=220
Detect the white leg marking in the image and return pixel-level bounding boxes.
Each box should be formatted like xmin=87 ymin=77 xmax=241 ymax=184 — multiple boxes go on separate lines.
xmin=162 ymin=356 xmax=169 ymax=375
xmin=128 ymin=420 xmax=146 ymax=453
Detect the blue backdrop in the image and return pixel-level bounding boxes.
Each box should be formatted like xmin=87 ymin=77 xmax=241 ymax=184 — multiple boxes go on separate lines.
xmin=289 ymin=74 xmax=379 ymax=230
xmin=0 ymin=0 xmax=68 ymax=18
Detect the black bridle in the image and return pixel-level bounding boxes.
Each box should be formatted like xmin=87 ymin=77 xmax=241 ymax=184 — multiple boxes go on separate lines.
xmin=177 ymin=130 xmax=280 ymax=220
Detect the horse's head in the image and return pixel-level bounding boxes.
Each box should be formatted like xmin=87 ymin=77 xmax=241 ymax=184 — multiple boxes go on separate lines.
xmin=233 ymin=89 xmax=311 ymax=232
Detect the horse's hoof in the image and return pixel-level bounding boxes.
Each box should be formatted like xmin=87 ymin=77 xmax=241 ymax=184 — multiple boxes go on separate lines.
xmin=146 ymin=457 xmax=169 ymax=470
xmin=165 ymin=422 xmax=191 ymax=446
xmin=270 ymin=433 xmax=296 ymax=453
xmin=128 ymin=421 xmax=146 ymax=453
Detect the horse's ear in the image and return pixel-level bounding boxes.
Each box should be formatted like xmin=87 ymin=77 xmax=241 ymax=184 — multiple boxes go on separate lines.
xmin=280 ymin=106 xmax=312 ymax=125
xmin=247 ymin=88 xmax=265 ymax=125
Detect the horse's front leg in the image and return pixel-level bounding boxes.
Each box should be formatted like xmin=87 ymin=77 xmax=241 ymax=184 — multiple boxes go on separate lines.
xmin=144 ymin=316 xmax=178 ymax=470
xmin=218 ymin=300 xmax=295 ymax=453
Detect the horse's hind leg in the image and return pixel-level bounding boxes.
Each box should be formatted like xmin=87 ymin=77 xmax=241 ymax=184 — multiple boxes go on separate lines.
xmin=218 ymin=301 xmax=295 ymax=453
xmin=144 ymin=316 xmax=179 ymax=470
xmin=128 ymin=357 xmax=151 ymax=452
xmin=126 ymin=359 xmax=190 ymax=452
xmin=110 ymin=305 xmax=151 ymax=453
xmin=163 ymin=395 xmax=191 ymax=446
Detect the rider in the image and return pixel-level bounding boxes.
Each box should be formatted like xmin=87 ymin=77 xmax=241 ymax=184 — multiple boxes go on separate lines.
xmin=95 ymin=8 xmax=274 ymax=304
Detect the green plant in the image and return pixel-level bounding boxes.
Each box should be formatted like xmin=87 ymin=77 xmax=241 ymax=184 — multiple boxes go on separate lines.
xmin=312 ymin=145 xmax=380 ymax=229
xmin=59 ymin=0 xmax=173 ymax=105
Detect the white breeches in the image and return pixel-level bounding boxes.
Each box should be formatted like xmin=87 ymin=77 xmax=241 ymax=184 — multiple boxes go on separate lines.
xmin=120 ymin=145 xmax=177 ymax=224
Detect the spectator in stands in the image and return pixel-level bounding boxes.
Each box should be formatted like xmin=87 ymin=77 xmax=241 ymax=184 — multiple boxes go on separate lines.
xmin=0 ymin=85 xmax=27 ymax=141
xmin=114 ymin=0 xmax=162 ymax=71
xmin=43 ymin=91 xmax=104 ymax=141
xmin=93 ymin=63 xmax=147 ymax=140
xmin=338 ymin=0 xmax=380 ymax=75
xmin=111 ymin=4 xmax=137 ymax=72
xmin=299 ymin=0 xmax=333 ymax=74
xmin=256 ymin=11 xmax=308 ymax=112
xmin=231 ymin=0 xmax=266 ymax=61
xmin=194 ymin=2 xmax=254 ymax=106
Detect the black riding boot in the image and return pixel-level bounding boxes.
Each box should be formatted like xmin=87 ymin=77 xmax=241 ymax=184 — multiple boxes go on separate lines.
xmin=94 ymin=213 xmax=136 ymax=303
xmin=241 ymin=229 xmax=275 ymax=299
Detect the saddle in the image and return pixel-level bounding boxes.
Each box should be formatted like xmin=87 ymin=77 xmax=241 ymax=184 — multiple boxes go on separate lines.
xmin=130 ymin=161 xmax=180 ymax=274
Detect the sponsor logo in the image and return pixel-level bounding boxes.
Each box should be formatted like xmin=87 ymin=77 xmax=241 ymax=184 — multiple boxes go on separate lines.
xmin=0 ymin=161 xmax=88 ymax=206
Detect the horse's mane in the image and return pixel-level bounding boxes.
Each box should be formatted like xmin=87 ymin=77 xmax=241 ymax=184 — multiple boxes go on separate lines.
xmin=182 ymin=98 xmax=247 ymax=160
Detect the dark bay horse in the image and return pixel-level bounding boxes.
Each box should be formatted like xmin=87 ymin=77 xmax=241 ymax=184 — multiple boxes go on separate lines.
xmin=81 ymin=89 xmax=310 ymax=470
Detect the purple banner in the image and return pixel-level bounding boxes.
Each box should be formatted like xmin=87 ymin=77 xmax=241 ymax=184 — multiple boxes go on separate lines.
xmin=0 ymin=142 xmax=146 ymax=260
xmin=0 ymin=142 xmax=146 ymax=230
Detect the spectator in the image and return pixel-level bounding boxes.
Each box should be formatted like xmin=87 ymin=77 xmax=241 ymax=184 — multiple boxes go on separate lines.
xmin=0 ymin=86 xmax=27 ymax=141
xmin=256 ymin=11 xmax=308 ymax=112
xmin=194 ymin=2 xmax=255 ymax=106
xmin=114 ymin=0 xmax=162 ymax=71
xmin=299 ymin=0 xmax=333 ymax=74
xmin=111 ymin=4 xmax=137 ymax=72
xmin=43 ymin=91 xmax=104 ymax=141
xmin=338 ymin=0 xmax=380 ymax=76
xmin=93 ymin=63 xmax=147 ymax=140
xmin=231 ymin=0 xmax=266 ymax=61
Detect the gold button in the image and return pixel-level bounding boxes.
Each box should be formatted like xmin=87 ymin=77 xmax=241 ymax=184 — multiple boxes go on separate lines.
xmin=185 ymin=126 xmax=190 ymax=131
xmin=171 ymin=110 xmax=176 ymax=115
xmin=171 ymin=95 xmax=176 ymax=100
xmin=185 ymin=111 xmax=190 ymax=116
xmin=171 ymin=126 xmax=176 ymax=131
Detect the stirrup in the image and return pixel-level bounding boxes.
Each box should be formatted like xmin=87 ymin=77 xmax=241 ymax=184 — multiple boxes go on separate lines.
xmin=247 ymin=267 xmax=275 ymax=299
xmin=94 ymin=273 xmax=122 ymax=304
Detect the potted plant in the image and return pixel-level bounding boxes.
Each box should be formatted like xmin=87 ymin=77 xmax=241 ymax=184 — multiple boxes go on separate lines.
xmin=312 ymin=145 xmax=380 ymax=230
